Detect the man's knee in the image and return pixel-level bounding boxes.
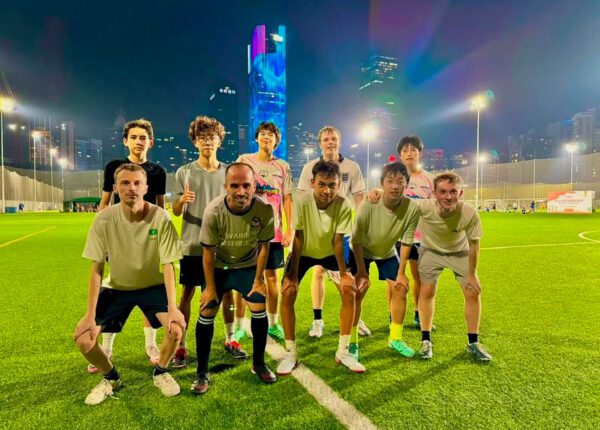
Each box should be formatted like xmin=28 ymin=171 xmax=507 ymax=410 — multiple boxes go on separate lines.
xmin=340 ymin=283 xmax=356 ymax=301
xmin=463 ymin=286 xmax=481 ymax=302
xmin=75 ymin=333 xmax=97 ymax=354
xmin=390 ymin=283 xmax=408 ymax=298
xmin=281 ymin=284 xmax=298 ymax=302
xmin=419 ymin=283 xmax=437 ymax=300
xmin=166 ymin=323 xmax=183 ymax=342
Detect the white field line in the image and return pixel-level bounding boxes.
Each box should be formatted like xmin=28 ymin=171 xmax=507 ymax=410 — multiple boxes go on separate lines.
xmin=265 ymin=340 xmax=378 ymax=430
xmin=483 ymin=230 xmax=600 ymax=250
xmin=0 ymin=226 xmax=56 ymax=249
xmin=578 ymin=230 xmax=600 ymax=243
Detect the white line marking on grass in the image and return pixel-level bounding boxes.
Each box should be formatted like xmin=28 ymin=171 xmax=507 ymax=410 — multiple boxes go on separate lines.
xmin=483 ymin=230 xmax=600 ymax=250
xmin=0 ymin=226 xmax=56 ymax=249
xmin=578 ymin=230 xmax=600 ymax=243
xmin=266 ymin=341 xmax=378 ymax=430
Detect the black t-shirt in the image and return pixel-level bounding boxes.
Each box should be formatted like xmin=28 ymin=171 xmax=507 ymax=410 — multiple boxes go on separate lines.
xmin=103 ymin=158 xmax=167 ymax=204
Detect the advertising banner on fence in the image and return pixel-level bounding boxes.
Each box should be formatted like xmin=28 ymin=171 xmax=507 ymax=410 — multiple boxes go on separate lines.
xmin=547 ymin=191 xmax=595 ymax=214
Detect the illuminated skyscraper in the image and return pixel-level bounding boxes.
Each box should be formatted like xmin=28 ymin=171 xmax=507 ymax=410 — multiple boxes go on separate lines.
xmin=248 ymin=25 xmax=287 ymax=159
xmin=208 ymin=82 xmax=239 ymax=163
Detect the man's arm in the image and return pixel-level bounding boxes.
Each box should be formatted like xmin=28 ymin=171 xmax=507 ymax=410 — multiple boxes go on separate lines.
xmin=74 ymin=261 xmax=104 ymax=340
xmin=98 ymin=192 xmax=112 ymax=211
xmin=162 ymin=262 xmax=185 ymax=330
xmin=282 ymin=193 xmax=293 ymax=247
xmin=353 ymin=192 xmax=365 ymax=209
xmin=172 ymin=182 xmax=195 ymax=216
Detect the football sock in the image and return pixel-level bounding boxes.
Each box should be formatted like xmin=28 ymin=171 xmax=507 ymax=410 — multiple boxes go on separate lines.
xmin=235 ymin=316 xmax=246 ymax=331
xmin=414 ymin=310 xmax=419 ymax=319
xmin=224 ymin=322 xmax=235 ymax=343
xmin=422 ymin=331 xmax=431 ymax=342
xmin=251 ymin=310 xmax=268 ymax=367
xmin=351 ymin=325 xmax=359 ymax=344
xmin=103 ymin=366 xmax=120 ymax=381
xmin=468 ymin=333 xmax=479 ymax=344
xmin=390 ymin=322 xmax=404 ymax=341
xmin=313 ymin=309 xmax=322 ymax=320
xmin=338 ymin=334 xmax=351 ymax=355
xmin=101 ymin=333 xmax=115 ymax=355
xmin=144 ymin=327 xmax=157 ymax=347
xmin=180 ymin=329 xmax=187 ymax=348
xmin=153 ymin=365 xmax=168 ymax=377
xmin=267 ymin=312 xmax=278 ymax=327
xmin=196 ymin=315 xmax=215 ymax=375
xmin=285 ymin=339 xmax=297 ymax=354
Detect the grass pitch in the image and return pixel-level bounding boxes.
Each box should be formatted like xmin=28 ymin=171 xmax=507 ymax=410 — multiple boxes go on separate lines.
xmin=0 ymin=211 xmax=599 ymax=430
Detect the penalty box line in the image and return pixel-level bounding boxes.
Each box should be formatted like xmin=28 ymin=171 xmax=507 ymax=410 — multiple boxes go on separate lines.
xmin=0 ymin=226 xmax=56 ymax=249
xmin=265 ymin=340 xmax=378 ymax=430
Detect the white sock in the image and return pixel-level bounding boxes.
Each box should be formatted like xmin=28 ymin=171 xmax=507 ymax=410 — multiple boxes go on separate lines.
xmin=338 ymin=334 xmax=351 ymax=354
xmin=102 ymin=333 xmax=115 ymax=355
xmin=225 ymin=322 xmax=235 ymax=343
xmin=267 ymin=313 xmax=278 ymax=327
xmin=144 ymin=327 xmax=157 ymax=348
xmin=285 ymin=339 xmax=297 ymax=354
xmin=235 ymin=316 xmax=246 ymax=330
xmin=180 ymin=328 xmax=187 ymax=348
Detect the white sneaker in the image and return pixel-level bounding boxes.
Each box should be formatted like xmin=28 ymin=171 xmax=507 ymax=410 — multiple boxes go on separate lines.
xmin=276 ymin=352 xmax=299 ymax=376
xmin=153 ymin=372 xmax=180 ymax=397
xmin=419 ymin=340 xmax=433 ymax=359
xmin=335 ymin=351 xmax=366 ymax=374
xmin=308 ymin=320 xmax=324 ymax=338
xmin=145 ymin=345 xmax=160 ymax=365
xmin=357 ymin=319 xmax=372 ymax=337
xmin=84 ymin=378 xmax=121 ymax=405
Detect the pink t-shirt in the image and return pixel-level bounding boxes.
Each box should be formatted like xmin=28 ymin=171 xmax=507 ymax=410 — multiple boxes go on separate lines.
xmin=404 ymin=169 xmax=434 ymax=242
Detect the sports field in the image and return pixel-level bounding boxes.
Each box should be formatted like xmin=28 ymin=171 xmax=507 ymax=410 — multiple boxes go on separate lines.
xmin=0 ymin=211 xmax=599 ymax=430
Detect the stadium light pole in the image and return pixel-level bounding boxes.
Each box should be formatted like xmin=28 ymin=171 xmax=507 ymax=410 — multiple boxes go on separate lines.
xmin=49 ymin=147 xmax=58 ymax=209
xmin=1 ymin=97 xmax=16 ymax=214
xmin=360 ymin=123 xmax=378 ymax=190
xmin=470 ymin=94 xmax=488 ymax=210
xmin=478 ymin=154 xmax=487 ymax=206
xmin=58 ymin=158 xmax=67 ymax=207
xmin=31 ymin=130 xmax=41 ymax=210
xmin=565 ymin=143 xmax=578 ymax=192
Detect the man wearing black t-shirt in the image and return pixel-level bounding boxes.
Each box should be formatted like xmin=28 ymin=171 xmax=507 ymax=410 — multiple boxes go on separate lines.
xmin=87 ymin=118 xmax=167 ymax=374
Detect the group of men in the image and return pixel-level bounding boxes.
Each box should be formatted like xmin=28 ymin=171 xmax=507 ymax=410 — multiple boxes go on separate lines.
xmin=74 ymin=117 xmax=492 ymax=406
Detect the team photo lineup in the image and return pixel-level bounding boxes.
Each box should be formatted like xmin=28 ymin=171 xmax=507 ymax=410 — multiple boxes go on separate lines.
xmin=73 ymin=116 xmax=491 ymax=406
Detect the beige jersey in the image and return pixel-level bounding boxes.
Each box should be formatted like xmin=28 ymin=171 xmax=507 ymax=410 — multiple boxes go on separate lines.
xmin=352 ymin=198 xmax=420 ymax=260
xmin=82 ymin=204 xmax=182 ymax=291
xmin=418 ymin=200 xmax=483 ymax=253
xmin=292 ymin=191 xmax=353 ymax=259
xmin=200 ymin=196 xmax=275 ymax=269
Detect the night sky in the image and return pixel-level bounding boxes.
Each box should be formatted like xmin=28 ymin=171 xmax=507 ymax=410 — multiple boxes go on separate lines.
xmin=1 ymin=0 xmax=598 ymax=153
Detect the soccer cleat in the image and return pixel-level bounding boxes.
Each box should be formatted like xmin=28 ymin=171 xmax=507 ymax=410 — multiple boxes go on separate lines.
xmin=268 ymin=324 xmax=285 ymax=341
xmin=224 ymin=341 xmax=248 ymax=359
xmin=467 ymin=342 xmax=493 ymax=362
xmin=349 ymin=343 xmax=360 ymax=361
xmin=357 ymin=319 xmax=372 ymax=337
xmin=308 ymin=320 xmax=324 ymax=338
xmin=84 ymin=378 xmax=121 ymax=405
xmin=87 ymin=354 xmax=112 ymax=374
xmin=171 ymin=347 xmax=189 ymax=369
xmin=389 ymin=340 xmax=416 ymax=358
xmin=335 ymin=351 xmax=366 ymax=373
xmin=419 ymin=340 xmax=433 ymax=359
xmin=276 ymin=352 xmax=299 ymax=375
xmin=153 ymin=372 xmax=180 ymax=397
xmin=252 ymin=364 xmax=277 ymax=384
xmin=191 ymin=373 xmax=210 ymax=395
xmin=145 ymin=345 xmax=160 ymax=365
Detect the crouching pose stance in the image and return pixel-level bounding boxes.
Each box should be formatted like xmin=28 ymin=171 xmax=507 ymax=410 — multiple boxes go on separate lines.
xmin=349 ymin=162 xmax=420 ymax=360
xmin=74 ymin=163 xmax=185 ymax=405
xmin=193 ymin=162 xmax=277 ymax=395
xmin=279 ymin=161 xmax=365 ymax=375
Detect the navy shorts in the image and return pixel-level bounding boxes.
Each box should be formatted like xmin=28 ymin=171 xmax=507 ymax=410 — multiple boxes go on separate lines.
xmin=348 ymin=251 xmax=399 ymax=281
xmin=266 ymin=242 xmax=285 ymax=270
xmin=95 ymin=284 xmax=168 ymax=333
xmin=179 ymin=255 xmax=206 ymax=287
xmin=394 ymin=242 xmax=420 ymax=261
xmin=201 ymin=266 xmax=266 ymax=305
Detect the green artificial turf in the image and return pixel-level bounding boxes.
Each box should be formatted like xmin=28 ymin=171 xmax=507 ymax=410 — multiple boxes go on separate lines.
xmin=0 ymin=211 xmax=598 ymax=429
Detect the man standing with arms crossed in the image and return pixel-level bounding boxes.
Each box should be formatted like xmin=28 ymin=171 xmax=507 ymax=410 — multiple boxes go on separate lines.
xmin=74 ymin=164 xmax=184 ymax=405
xmin=297 ymin=126 xmax=366 ymax=338
xmin=192 ymin=163 xmax=276 ymax=395
xmin=416 ymin=172 xmax=492 ymax=361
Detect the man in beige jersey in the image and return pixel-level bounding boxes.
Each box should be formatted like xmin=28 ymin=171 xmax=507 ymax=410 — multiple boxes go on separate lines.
xmin=416 ymin=172 xmax=492 ymax=362
xmin=74 ymin=164 xmax=185 ymax=405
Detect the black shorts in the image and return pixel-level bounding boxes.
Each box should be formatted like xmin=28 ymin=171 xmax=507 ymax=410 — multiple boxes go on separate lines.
xmin=266 ymin=242 xmax=285 ymax=270
xmin=285 ymin=255 xmax=339 ymax=284
xmin=395 ymin=242 xmax=420 ymax=261
xmin=201 ymin=266 xmax=266 ymax=305
xmin=348 ymin=251 xmax=400 ymax=281
xmin=95 ymin=285 xmax=167 ymax=333
xmin=179 ymin=255 xmax=206 ymax=287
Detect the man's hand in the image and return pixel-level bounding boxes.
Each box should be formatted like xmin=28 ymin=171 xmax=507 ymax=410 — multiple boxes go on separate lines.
xmin=200 ymin=287 xmax=220 ymax=311
xmin=167 ymin=307 xmax=186 ymax=332
xmin=248 ymin=277 xmax=267 ymax=298
xmin=340 ymin=272 xmax=356 ymax=292
xmin=395 ymin=272 xmax=410 ymax=290
xmin=367 ymin=188 xmax=383 ymax=204
xmin=73 ymin=315 xmax=98 ymax=342
xmin=465 ymin=274 xmax=481 ymax=293
xmin=282 ymin=274 xmax=298 ymax=294
xmin=355 ymin=271 xmax=370 ymax=293
xmin=282 ymin=227 xmax=293 ymax=248
xmin=179 ymin=182 xmax=195 ymax=204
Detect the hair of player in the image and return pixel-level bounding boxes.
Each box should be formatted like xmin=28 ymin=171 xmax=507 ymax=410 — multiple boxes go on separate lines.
xmin=255 ymin=121 xmax=282 ymax=148
xmin=225 ymin=162 xmax=256 ymax=179
xmin=380 ymin=162 xmax=410 ymax=184
xmin=188 ymin=115 xmax=225 ymax=143
xmin=114 ymin=163 xmax=147 ymax=183
xmin=396 ymin=135 xmax=424 ymax=154
xmin=312 ymin=160 xmax=340 ymax=179
xmin=317 ymin=125 xmax=341 ymax=143
xmin=433 ymin=172 xmax=463 ymax=190
xmin=123 ymin=118 xmax=154 ymax=141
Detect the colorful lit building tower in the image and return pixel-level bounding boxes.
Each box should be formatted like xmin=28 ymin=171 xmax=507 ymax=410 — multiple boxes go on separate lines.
xmin=248 ymin=25 xmax=287 ymax=159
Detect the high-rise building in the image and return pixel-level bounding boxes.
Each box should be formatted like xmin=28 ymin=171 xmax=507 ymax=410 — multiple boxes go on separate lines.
xmin=248 ymin=25 xmax=287 ymax=159
xmin=287 ymin=122 xmax=317 ymax=180
xmin=75 ymin=138 xmax=103 ymax=171
xmin=60 ymin=121 xmax=75 ymax=169
xmin=31 ymin=129 xmax=53 ymax=167
xmin=238 ymin=124 xmax=249 ymax=155
xmin=545 ymin=119 xmax=572 ymax=157
xmin=102 ymin=109 xmax=127 ymax=163
xmin=422 ymin=149 xmax=447 ymax=171
xmin=2 ymin=114 xmax=30 ymax=167
xmin=208 ymin=82 xmax=239 ymax=163
xmin=572 ymin=108 xmax=596 ymax=154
